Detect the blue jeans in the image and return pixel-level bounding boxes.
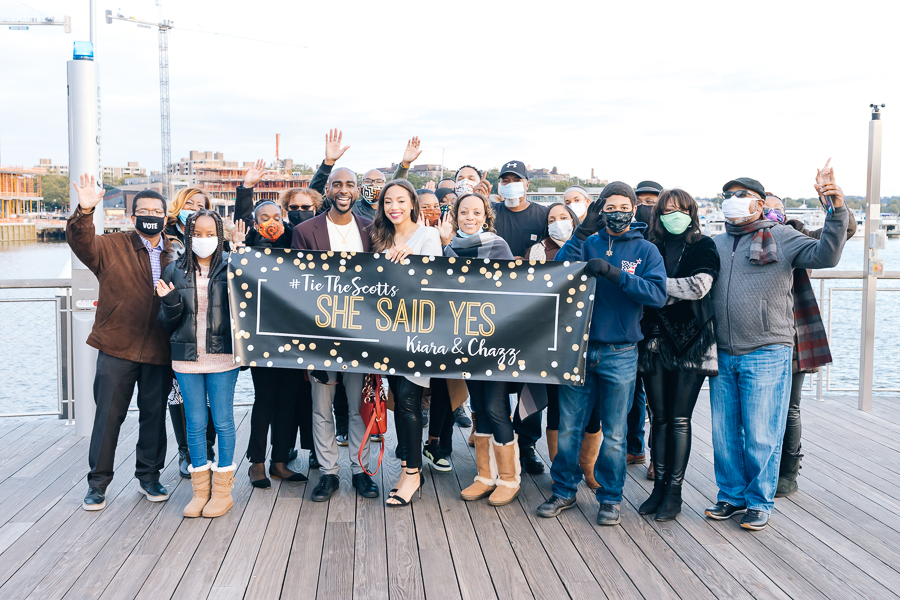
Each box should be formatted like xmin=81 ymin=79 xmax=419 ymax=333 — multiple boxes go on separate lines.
xmin=626 ymin=380 xmax=646 ymax=456
xmin=175 ymin=369 xmax=239 ymax=469
xmin=709 ymin=345 xmax=792 ymax=513
xmin=551 ymin=342 xmax=638 ymax=504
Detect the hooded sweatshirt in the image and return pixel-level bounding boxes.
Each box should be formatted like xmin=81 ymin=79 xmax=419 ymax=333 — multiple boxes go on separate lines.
xmin=557 ymin=222 xmax=667 ymax=344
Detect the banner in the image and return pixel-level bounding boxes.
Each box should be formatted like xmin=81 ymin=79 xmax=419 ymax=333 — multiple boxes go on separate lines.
xmin=228 ymin=247 xmax=596 ymax=385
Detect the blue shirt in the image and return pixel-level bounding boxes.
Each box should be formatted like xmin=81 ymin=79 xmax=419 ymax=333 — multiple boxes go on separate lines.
xmin=140 ymin=235 xmax=164 ymax=286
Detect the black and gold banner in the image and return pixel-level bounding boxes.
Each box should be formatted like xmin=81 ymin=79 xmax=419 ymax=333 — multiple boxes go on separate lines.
xmin=227 ymin=247 xmax=596 ymax=385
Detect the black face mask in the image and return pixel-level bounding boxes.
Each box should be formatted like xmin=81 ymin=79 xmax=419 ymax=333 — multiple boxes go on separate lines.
xmin=288 ymin=210 xmax=314 ymax=226
xmin=135 ymin=215 xmax=165 ymax=235
xmin=634 ymin=204 xmax=654 ymax=226
xmin=605 ymin=210 xmax=634 ymax=234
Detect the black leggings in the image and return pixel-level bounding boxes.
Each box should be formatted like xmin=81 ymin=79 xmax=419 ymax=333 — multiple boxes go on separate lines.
xmin=642 ymin=366 xmax=705 ymax=487
xmin=468 ymin=380 xmax=514 ymax=445
xmin=546 ymin=384 xmax=602 ymax=433
xmin=782 ymin=372 xmax=805 ymax=458
xmin=389 ymin=376 xmax=425 ymax=470
xmin=247 ymin=367 xmax=308 ymax=464
xmin=428 ymin=379 xmax=454 ymax=455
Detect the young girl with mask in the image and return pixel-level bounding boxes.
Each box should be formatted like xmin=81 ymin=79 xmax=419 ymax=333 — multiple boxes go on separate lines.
xmin=370 ymin=180 xmax=442 ymax=506
xmin=527 ymin=202 xmax=580 ymax=261
xmin=157 ymin=210 xmax=238 ymax=518
xmin=637 ymin=189 xmax=719 ymax=522
xmin=563 ymin=186 xmax=592 ymax=221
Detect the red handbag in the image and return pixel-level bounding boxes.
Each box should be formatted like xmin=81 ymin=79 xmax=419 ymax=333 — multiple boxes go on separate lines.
xmin=358 ymin=373 xmax=386 ymax=476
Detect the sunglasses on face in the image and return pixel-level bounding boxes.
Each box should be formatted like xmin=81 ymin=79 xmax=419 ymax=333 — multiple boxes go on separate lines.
xmin=288 ymin=204 xmax=314 ymax=211
xmin=723 ymin=190 xmax=761 ymax=200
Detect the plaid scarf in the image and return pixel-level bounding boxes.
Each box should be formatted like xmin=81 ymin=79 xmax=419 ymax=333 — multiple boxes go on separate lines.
xmin=793 ymin=268 xmax=832 ymax=370
xmin=725 ymin=218 xmax=778 ymax=265
xmin=449 ymin=232 xmax=512 ymax=259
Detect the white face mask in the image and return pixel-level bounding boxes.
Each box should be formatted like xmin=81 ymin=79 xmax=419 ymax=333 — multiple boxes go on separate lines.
xmin=455 ymin=179 xmax=475 ymax=196
xmin=499 ymin=181 xmax=526 ymax=201
xmin=569 ymin=202 xmax=587 ymax=218
xmin=191 ymin=236 xmax=218 ymax=258
xmin=721 ymin=195 xmax=757 ymax=221
xmin=548 ymin=220 xmax=573 ymax=242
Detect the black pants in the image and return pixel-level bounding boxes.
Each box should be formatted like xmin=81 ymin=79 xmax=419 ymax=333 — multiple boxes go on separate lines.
xmin=469 ymin=380 xmax=514 ymax=444
xmin=514 ymin=409 xmax=543 ymax=449
xmin=782 ymin=372 xmax=805 ymax=458
xmin=642 ymin=365 xmax=705 ymax=487
xmin=389 ymin=376 xmax=424 ymax=470
xmin=427 ymin=379 xmax=454 ymax=455
xmin=546 ymin=384 xmax=602 ymax=433
xmin=247 ymin=367 xmax=306 ymax=464
xmin=333 ymin=378 xmax=349 ymax=436
xmin=87 ymin=352 xmax=169 ymax=489
xmin=286 ymin=374 xmax=315 ymax=451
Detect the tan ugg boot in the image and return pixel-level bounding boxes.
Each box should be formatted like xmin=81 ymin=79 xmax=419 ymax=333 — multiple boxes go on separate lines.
xmin=546 ymin=429 xmax=558 ymax=462
xmin=468 ymin=413 xmax=477 ymax=447
xmin=580 ymin=431 xmax=602 ymax=490
xmin=460 ymin=433 xmax=496 ymax=501
xmin=183 ymin=461 xmax=212 ymax=518
xmin=488 ymin=436 xmax=521 ymax=506
xmin=202 ymin=463 xmax=236 ymax=517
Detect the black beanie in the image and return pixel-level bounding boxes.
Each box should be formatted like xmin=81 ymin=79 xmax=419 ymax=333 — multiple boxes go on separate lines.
xmin=435 ymin=188 xmax=456 ymax=203
xmin=598 ymin=181 xmax=637 ymax=209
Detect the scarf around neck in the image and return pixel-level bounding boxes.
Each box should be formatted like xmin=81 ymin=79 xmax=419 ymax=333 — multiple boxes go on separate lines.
xmin=725 ymin=218 xmax=777 ymax=265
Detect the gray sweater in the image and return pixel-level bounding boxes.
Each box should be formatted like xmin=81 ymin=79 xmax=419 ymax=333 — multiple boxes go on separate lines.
xmin=711 ymin=205 xmax=849 ymax=356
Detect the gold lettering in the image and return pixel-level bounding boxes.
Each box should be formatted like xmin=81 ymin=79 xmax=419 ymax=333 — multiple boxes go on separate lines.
xmin=315 ymin=295 xmax=331 ymax=327
xmin=465 ymin=302 xmax=481 ymax=336
xmin=347 ymin=296 xmax=363 ymax=330
xmin=449 ymin=300 xmax=466 ymax=335
xmin=479 ymin=303 xmax=496 ymax=336
xmin=331 ymin=295 xmax=349 ymax=328
xmin=376 ymin=298 xmax=392 ymax=331
xmin=392 ymin=299 xmax=410 ymax=332
xmin=418 ymin=299 xmax=435 ymax=333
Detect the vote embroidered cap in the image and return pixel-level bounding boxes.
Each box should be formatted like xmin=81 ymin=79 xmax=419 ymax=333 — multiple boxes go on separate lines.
xmin=499 ymin=160 xmax=528 ymax=180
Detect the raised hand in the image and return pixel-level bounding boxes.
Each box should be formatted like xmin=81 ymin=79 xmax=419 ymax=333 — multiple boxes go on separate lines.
xmin=324 ymin=128 xmax=350 ymax=166
xmin=401 ymin=136 xmax=423 ymax=167
xmin=71 ymin=174 xmax=103 ymax=211
xmin=574 ymin=199 xmax=604 ymax=240
xmin=231 ymin=219 xmax=247 ymax=247
xmin=473 ymin=172 xmax=492 ymax=197
xmin=815 ymin=182 xmax=844 ymax=208
xmin=155 ymin=279 xmax=175 ymax=297
xmin=437 ymin=211 xmax=454 ymax=246
xmin=425 ymin=180 xmax=436 ymax=191
xmin=243 ymin=159 xmax=267 ymax=188
xmin=816 ymin=158 xmax=834 ymax=186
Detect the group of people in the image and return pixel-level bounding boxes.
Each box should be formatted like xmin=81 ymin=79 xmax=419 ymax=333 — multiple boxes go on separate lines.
xmin=67 ymin=130 xmax=850 ymax=532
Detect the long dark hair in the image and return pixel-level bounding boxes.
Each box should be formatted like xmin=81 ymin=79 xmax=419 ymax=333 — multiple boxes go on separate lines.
xmin=541 ymin=202 xmax=581 ymax=240
xmin=370 ymin=179 xmax=420 ymax=252
xmin=178 ymin=209 xmax=226 ymax=277
xmin=649 ymin=188 xmax=703 ymax=244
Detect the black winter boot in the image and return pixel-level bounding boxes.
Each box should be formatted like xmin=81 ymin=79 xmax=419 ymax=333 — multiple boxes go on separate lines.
xmin=775 ymin=454 xmax=801 ymax=497
xmin=168 ymin=403 xmax=191 ymax=479
xmin=655 ymin=484 xmax=682 ymax=521
xmin=639 ymin=478 xmax=667 ymax=515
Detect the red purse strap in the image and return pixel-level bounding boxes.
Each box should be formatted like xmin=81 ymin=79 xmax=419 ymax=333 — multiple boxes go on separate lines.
xmin=358 ymin=374 xmax=385 ymax=477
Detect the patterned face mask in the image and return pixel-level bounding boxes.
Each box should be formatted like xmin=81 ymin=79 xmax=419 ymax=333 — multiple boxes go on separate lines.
xmin=258 ymin=218 xmax=285 ymax=241
xmin=764 ymin=208 xmax=785 ymax=223
xmin=361 ymin=184 xmax=383 ymax=205
xmin=421 ymin=207 xmax=441 ymax=226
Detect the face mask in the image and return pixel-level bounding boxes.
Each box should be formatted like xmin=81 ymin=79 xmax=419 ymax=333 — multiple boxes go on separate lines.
xmin=457 ymin=227 xmax=483 ymax=239
xmin=722 ymin=195 xmax=757 ymax=221
xmin=421 ymin=207 xmax=441 ymax=227
xmin=548 ymin=220 xmax=573 ymax=242
xmin=258 ymin=219 xmax=285 ymax=241
xmin=360 ymin=184 xmax=382 ymax=205
xmin=605 ymin=210 xmax=634 ymax=234
xmin=455 ymin=179 xmax=475 ymax=196
xmin=178 ymin=209 xmax=195 ymax=225
xmin=191 ymin=236 xmax=218 ymax=258
xmin=634 ymin=204 xmax=654 ymax=226
xmin=569 ymin=202 xmax=587 ymax=218
xmin=498 ymin=181 xmax=526 ymax=201
xmin=135 ymin=215 xmax=165 ymax=235
xmin=659 ymin=211 xmax=692 ymax=235
xmin=288 ymin=210 xmax=314 ymax=226
xmin=764 ymin=208 xmax=785 ymax=223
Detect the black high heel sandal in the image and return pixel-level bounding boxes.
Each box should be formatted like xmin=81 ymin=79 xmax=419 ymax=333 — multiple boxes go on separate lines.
xmin=386 ymin=469 xmax=424 ymax=507
xmin=249 ymin=463 xmax=271 ymax=489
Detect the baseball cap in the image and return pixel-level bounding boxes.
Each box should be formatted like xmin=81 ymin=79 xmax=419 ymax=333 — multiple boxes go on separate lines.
xmin=722 ymin=177 xmax=765 ymax=198
xmin=499 ymin=160 xmax=528 ymax=180
xmin=635 ymin=180 xmax=663 ymax=195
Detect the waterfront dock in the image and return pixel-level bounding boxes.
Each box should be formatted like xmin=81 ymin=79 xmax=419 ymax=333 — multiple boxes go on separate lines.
xmin=0 ymin=393 xmax=898 ymax=599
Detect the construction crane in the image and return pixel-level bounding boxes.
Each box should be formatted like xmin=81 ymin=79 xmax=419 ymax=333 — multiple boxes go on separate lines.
xmin=105 ymin=4 xmax=173 ymax=198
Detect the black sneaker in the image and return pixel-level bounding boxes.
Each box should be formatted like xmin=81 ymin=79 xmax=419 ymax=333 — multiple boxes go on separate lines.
xmin=537 ymin=495 xmax=576 ymax=518
xmin=311 ymin=474 xmax=340 ymax=502
xmin=740 ymin=509 xmax=770 ymax=531
xmin=178 ymin=448 xmax=190 ymax=479
xmin=352 ymin=472 xmax=379 ymax=498
xmin=704 ymin=502 xmax=747 ymax=520
xmin=423 ymin=444 xmax=452 ymax=472
xmin=596 ymin=503 xmax=621 ymax=526
xmin=336 ymin=434 xmax=349 ymax=447
xmin=83 ymin=486 xmax=107 ymax=511
xmin=138 ymin=480 xmax=169 ymax=502
xmin=454 ymin=407 xmax=472 ymax=428
xmin=520 ymin=445 xmax=545 ymax=474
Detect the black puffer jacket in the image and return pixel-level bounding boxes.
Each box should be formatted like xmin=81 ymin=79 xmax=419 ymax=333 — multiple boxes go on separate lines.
xmin=158 ymin=254 xmax=233 ymax=361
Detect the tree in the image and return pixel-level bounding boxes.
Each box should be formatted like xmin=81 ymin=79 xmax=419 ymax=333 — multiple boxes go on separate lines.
xmin=102 ymin=174 xmax=128 ymax=187
xmin=40 ymin=173 xmax=70 ymax=211
xmin=292 ymin=163 xmax=314 ymax=176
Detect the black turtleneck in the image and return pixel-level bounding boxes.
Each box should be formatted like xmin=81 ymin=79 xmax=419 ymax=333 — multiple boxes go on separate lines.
xmin=663 ymin=231 xmax=688 ymax=277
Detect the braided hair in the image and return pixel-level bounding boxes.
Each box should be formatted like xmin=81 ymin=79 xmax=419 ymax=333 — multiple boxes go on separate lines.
xmin=178 ymin=208 xmax=226 ymax=278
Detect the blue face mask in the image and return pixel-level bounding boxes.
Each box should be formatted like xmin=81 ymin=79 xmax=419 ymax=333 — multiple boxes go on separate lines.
xmin=178 ymin=209 xmax=195 ymax=225
xmin=457 ymin=228 xmax=483 ymax=238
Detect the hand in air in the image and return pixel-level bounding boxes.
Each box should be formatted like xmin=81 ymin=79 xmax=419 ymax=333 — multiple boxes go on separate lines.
xmin=816 ymin=158 xmax=834 ymax=186
xmin=402 ymin=136 xmax=423 ymax=167
xmin=243 ymin=159 xmax=267 ymax=188
xmin=425 ymin=180 xmax=436 ymax=191
xmin=71 ymin=174 xmax=103 ymax=211
xmin=437 ymin=212 xmax=454 ymax=246
xmin=473 ymin=172 xmax=492 ymax=197
xmin=324 ymin=129 xmax=350 ymax=165
xmin=232 ymin=219 xmax=247 ymax=247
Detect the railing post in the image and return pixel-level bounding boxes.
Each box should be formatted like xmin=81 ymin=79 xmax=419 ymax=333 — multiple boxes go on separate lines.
xmin=817 ymin=278 xmax=825 ymax=401
xmin=858 ymin=104 xmax=884 ymax=411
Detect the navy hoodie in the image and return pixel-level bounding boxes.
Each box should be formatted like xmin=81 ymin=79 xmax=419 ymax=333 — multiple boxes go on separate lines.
xmin=557 ymin=222 xmax=666 ymax=344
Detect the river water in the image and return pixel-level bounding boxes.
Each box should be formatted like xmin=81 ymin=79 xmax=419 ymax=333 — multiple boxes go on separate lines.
xmin=1 ymin=237 xmax=898 ymax=414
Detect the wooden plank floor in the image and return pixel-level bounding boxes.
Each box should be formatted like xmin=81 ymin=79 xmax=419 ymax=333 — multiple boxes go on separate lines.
xmin=1 ymin=392 xmax=899 ymax=599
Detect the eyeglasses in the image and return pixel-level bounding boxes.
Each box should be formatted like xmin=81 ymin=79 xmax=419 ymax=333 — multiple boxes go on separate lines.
xmin=722 ymin=190 xmax=761 ymax=200
xmin=135 ymin=209 xmax=165 ymax=217
xmin=288 ymin=204 xmax=314 ymax=211
xmin=362 ymin=179 xmax=385 ymax=186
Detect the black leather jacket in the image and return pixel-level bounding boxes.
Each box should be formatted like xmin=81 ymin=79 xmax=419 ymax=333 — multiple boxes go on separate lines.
xmin=158 ymin=254 xmax=233 ymax=361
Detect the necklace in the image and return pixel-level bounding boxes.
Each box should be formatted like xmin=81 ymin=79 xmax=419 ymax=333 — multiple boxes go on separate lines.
xmin=607 ymin=236 xmax=615 ymax=256
xmin=327 ymin=213 xmax=353 ymax=245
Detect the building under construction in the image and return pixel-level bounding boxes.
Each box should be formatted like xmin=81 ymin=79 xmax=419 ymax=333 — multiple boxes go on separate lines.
xmin=0 ymin=166 xmax=44 ymax=219
xmin=196 ymin=165 xmax=310 ymax=212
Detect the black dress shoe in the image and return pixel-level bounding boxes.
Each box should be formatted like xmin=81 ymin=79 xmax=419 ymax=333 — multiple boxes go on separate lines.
xmin=704 ymin=502 xmax=747 ymax=520
xmin=178 ymin=449 xmax=191 ymax=479
xmin=311 ymin=474 xmax=340 ymax=502
xmin=537 ymin=495 xmax=576 ymax=518
xmin=353 ymin=472 xmax=380 ymax=498
xmin=520 ymin=445 xmax=545 ymax=474
xmin=336 ymin=434 xmax=349 ymax=447
xmin=138 ymin=480 xmax=169 ymax=502
xmin=596 ymin=503 xmax=621 ymax=526
xmin=288 ymin=448 xmax=299 ymax=462
xmin=309 ymin=449 xmax=321 ymax=470
xmin=454 ymin=407 xmax=472 ymax=428
xmin=740 ymin=509 xmax=770 ymax=530
xmin=83 ymin=486 xmax=107 ymax=511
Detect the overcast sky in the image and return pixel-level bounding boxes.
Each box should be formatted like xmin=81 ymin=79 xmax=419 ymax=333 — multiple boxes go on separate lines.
xmin=1 ymin=0 xmax=897 ymax=198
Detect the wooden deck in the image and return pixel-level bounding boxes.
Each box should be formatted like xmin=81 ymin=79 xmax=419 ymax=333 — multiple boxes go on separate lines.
xmin=1 ymin=391 xmax=900 ymax=599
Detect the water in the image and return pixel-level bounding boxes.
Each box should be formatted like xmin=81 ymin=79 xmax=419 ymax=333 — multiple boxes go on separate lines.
xmin=1 ymin=237 xmax=898 ymax=414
